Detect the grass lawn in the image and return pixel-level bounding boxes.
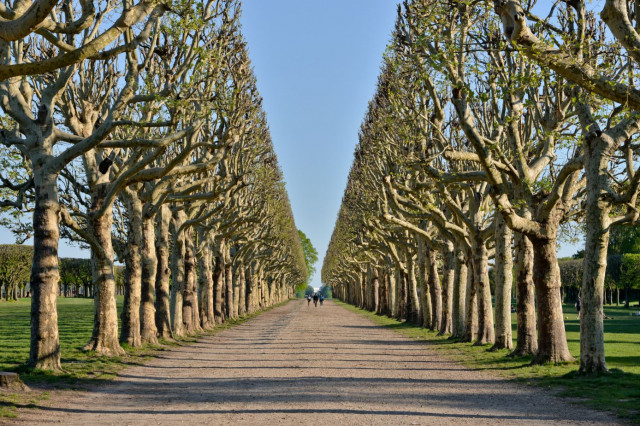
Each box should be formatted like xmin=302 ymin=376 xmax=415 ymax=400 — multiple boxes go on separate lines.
xmin=335 ymin=300 xmax=640 ymax=422
xmin=0 ymin=296 xmax=279 ymax=418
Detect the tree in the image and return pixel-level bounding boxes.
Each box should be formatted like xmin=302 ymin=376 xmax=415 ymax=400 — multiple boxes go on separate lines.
xmin=298 ymin=229 xmax=318 ymax=284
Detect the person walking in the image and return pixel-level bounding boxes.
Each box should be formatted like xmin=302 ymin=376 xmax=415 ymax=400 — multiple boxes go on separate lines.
xmin=319 ymin=294 xmax=324 ymax=306
xmin=313 ymin=293 xmax=319 ymax=307
xmin=307 ymin=294 xmax=311 ymax=307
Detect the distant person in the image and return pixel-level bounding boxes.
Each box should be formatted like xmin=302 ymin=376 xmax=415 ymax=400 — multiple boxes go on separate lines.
xmin=575 ymin=295 xmax=581 ymax=320
xmin=306 ymin=294 xmax=311 ymax=307
xmin=319 ymin=294 xmax=324 ymax=305
xmin=313 ymin=293 xmax=319 ymax=307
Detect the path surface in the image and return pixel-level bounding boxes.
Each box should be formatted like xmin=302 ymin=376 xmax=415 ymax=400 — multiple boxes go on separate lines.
xmin=14 ymin=300 xmax=617 ymax=425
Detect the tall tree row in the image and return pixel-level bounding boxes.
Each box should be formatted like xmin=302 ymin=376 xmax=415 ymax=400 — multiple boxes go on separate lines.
xmin=322 ymin=0 xmax=639 ymax=373
xmin=0 ymin=0 xmax=307 ymax=370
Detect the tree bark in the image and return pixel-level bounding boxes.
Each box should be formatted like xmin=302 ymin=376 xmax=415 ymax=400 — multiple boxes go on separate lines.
xmin=213 ymin=255 xmax=225 ymax=324
xmin=472 ymin=239 xmax=494 ymax=345
xmin=28 ymin=171 xmax=61 ymax=370
xmin=140 ymin=212 xmax=158 ymax=344
xmin=84 ymin=185 xmax=124 ymax=356
xmin=492 ymin=214 xmax=513 ymax=350
xmin=198 ymin=238 xmax=214 ymax=329
xmin=154 ymin=205 xmax=172 ymax=339
xmin=580 ymin=134 xmax=610 ymax=373
xmin=462 ymin=260 xmax=478 ymax=343
xmin=511 ymin=232 xmax=537 ymax=356
xmin=531 ymin=236 xmax=574 ymax=364
xmin=452 ymin=249 xmax=467 ymax=339
xmin=427 ymin=245 xmax=442 ymax=332
xmin=120 ymin=191 xmax=142 ymax=348
xmin=439 ymin=242 xmax=455 ymax=336
xmin=182 ymin=229 xmax=200 ymax=333
xmin=170 ymin=210 xmax=186 ymax=337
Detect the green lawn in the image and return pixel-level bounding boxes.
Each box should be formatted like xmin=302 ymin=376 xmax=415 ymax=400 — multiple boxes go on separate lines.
xmin=336 ymin=300 xmax=640 ymax=422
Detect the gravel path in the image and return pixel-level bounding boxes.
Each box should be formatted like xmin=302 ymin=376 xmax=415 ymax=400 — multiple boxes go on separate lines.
xmin=13 ymin=300 xmax=618 ymax=425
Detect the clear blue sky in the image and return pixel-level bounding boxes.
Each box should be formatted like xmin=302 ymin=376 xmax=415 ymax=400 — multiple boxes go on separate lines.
xmin=0 ymin=0 xmax=579 ymax=288
xmin=239 ymin=0 xmax=398 ymax=289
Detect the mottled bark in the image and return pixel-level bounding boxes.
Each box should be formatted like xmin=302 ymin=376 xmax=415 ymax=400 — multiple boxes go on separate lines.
xmin=427 ymin=245 xmax=442 ymax=332
xmin=182 ymin=230 xmax=200 ymax=333
xmin=439 ymin=243 xmax=454 ymax=336
xmin=154 ymin=205 xmax=172 ymax=339
xmin=198 ymin=240 xmax=214 ymax=329
xmin=120 ymin=191 xmax=142 ymax=348
xmin=451 ymin=250 xmax=467 ymax=339
xmin=28 ymin=172 xmax=61 ymax=370
xmin=472 ymin=240 xmax=494 ymax=345
xmin=84 ymin=185 xmax=124 ymax=356
xmin=213 ymin=256 xmax=225 ymax=324
xmin=462 ymin=260 xmax=478 ymax=343
xmin=408 ymin=255 xmax=421 ymax=324
xmin=580 ymin=135 xmax=610 ymax=373
xmin=492 ymin=214 xmax=513 ymax=350
xmin=531 ymin=236 xmax=574 ymax=364
xmin=238 ymin=264 xmax=247 ymax=316
xmin=417 ymin=238 xmax=431 ymax=328
xmin=389 ymin=268 xmax=397 ymax=318
xmin=140 ymin=213 xmax=158 ymax=344
xmin=511 ymin=232 xmax=537 ymax=356
xmin=170 ymin=210 xmax=186 ymax=337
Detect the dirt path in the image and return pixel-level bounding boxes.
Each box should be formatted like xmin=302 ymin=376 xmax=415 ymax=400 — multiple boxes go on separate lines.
xmin=12 ymin=300 xmax=617 ymax=425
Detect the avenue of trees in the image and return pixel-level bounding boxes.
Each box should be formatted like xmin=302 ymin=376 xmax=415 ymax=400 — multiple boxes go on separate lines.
xmin=322 ymin=0 xmax=640 ymax=374
xmin=0 ymin=0 xmax=307 ymax=370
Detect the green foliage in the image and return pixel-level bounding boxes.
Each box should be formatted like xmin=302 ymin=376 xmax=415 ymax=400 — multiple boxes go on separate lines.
xmin=319 ymin=285 xmax=332 ymax=299
xmin=297 ymin=229 xmax=318 ymax=281
xmin=338 ymin=301 xmax=640 ymax=421
xmin=620 ymin=254 xmax=640 ymax=291
xmin=0 ymin=245 xmax=32 ymax=300
xmin=609 ymin=226 xmax=640 ymax=255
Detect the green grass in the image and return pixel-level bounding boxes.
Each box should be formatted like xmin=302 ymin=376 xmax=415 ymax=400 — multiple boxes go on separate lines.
xmin=335 ymin=300 xmax=640 ymax=422
xmin=0 ymin=296 xmax=287 ymax=417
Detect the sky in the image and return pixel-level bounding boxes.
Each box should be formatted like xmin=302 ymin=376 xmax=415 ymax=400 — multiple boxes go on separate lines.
xmin=0 ymin=0 xmax=580 ymax=289
xmin=239 ymin=0 xmax=398 ymax=289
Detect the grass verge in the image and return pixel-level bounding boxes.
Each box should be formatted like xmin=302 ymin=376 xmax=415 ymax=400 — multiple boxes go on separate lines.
xmin=334 ymin=300 xmax=640 ymax=422
xmin=0 ymin=296 xmax=289 ymax=417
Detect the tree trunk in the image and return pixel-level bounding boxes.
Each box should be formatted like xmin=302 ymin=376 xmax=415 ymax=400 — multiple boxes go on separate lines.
xmin=427 ymin=245 xmax=442 ymax=332
xmin=462 ymin=260 xmax=478 ymax=343
xmin=492 ymin=214 xmax=513 ymax=350
xmin=439 ymin=243 xmax=454 ymax=336
xmin=198 ymin=238 xmax=214 ymax=329
xmin=579 ymin=136 xmax=610 ymax=373
xmin=225 ymin=262 xmax=234 ymax=319
xmin=120 ymin=191 xmax=142 ymax=348
xmin=452 ymin=249 xmax=467 ymax=339
xmin=417 ymin=238 xmax=431 ymax=328
xmin=472 ymin=239 xmax=494 ymax=345
xmin=408 ymin=255 xmax=421 ymax=324
xmin=84 ymin=186 xmax=124 ymax=356
xmin=154 ymin=205 xmax=172 ymax=339
xmin=170 ymin=210 xmax=186 ymax=337
xmin=182 ymin=229 xmax=200 ymax=333
xmin=511 ymin=232 xmax=537 ymax=356
xmin=238 ymin=264 xmax=247 ymax=316
xmin=389 ymin=267 xmax=397 ymax=318
xmin=213 ymin=255 xmax=225 ymax=324
xmin=140 ymin=213 xmax=158 ymax=344
xmin=28 ymin=172 xmax=61 ymax=370
xmin=531 ymin=236 xmax=574 ymax=364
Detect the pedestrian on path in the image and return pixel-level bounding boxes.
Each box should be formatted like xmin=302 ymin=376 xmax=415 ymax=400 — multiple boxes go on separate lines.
xmin=313 ymin=293 xmax=319 ymax=307
xmin=319 ymin=294 xmax=324 ymax=306
xmin=307 ymin=294 xmax=311 ymax=307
